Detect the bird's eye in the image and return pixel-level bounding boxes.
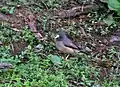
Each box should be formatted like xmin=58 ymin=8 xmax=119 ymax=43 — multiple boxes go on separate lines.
xmin=55 ymin=35 xmax=60 ymax=39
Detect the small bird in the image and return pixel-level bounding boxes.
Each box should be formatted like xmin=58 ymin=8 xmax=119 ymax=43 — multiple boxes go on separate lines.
xmin=55 ymin=31 xmax=80 ymax=55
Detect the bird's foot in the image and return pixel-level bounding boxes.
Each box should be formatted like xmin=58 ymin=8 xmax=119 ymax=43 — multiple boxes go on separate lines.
xmin=65 ymin=54 xmax=70 ymax=60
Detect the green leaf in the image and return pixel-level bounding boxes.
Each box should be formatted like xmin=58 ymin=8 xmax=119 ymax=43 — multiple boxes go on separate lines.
xmin=9 ymin=7 xmax=15 ymax=14
xmin=108 ymin=0 xmax=120 ymax=12
xmin=47 ymin=54 xmax=62 ymax=65
xmin=0 ymin=6 xmax=9 ymax=13
xmin=103 ymin=14 xmax=115 ymax=25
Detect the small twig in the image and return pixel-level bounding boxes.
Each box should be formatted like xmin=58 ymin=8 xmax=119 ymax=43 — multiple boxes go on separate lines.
xmin=57 ymin=4 xmax=99 ymax=18
xmin=27 ymin=14 xmax=43 ymax=40
xmin=81 ymin=1 xmax=86 ymax=12
xmin=79 ymin=26 xmax=87 ymax=37
xmin=10 ymin=42 xmax=14 ymax=53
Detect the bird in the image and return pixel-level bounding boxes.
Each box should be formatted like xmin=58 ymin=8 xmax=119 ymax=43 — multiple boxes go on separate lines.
xmin=55 ymin=31 xmax=81 ymax=59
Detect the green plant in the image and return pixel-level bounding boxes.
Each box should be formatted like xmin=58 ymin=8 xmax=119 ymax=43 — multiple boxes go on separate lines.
xmin=0 ymin=6 xmax=15 ymax=14
xmin=43 ymin=0 xmax=61 ymax=9
xmin=102 ymin=80 xmax=119 ymax=87
xmin=108 ymin=0 xmax=120 ymax=15
xmin=0 ymin=25 xmax=68 ymax=87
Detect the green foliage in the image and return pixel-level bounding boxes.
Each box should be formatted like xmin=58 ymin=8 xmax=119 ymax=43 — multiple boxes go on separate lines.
xmin=22 ymin=28 xmax=36 ymax=45
xmin=108 ymin=0 xmax=120 ymax=15
xmin=0 ymin=6 xmax=15 ymax=14
xmin=61 ymin=56 xmax=99 ymax=87
xmin=0 ymin=25 xmax=67 ymax=86
xmin=0 ymin=25 xmax=99 ymax=86
xmin=102 ymin=80 xmax=119 ymax=87
xmin=0 ymin=6 xmax=9 ymax=13
xmin=44 ymin=0 xmax=60 ymax=8
xmin=0 ymin=53 xmax=68 ymax=87
xmin=0 ymin=22 xmax=119 ymax=87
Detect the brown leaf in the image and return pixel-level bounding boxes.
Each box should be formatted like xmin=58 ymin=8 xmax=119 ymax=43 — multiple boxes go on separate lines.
xmin=27 ymin=14 xmax=43 ymax=40
xmin=28 ymin=22 xmax=37 ymax=32
xmin=99 ymin=68 xmax=108 ymax=80
xmin=96 ymin=59 xmax=113 ymax=68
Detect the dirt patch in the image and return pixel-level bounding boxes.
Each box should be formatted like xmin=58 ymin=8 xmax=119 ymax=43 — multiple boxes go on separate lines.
xmin=0 ymin=6 xmax=32 ymax=30
xmin=10 ymin=40 xmax=27 ymax=56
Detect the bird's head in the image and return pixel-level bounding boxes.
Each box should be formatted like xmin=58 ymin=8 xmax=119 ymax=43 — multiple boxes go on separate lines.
xmin=55 ymin=31 xmax=66 ymax=41
xmin=55 ymin=35 xmax=62 ymax=41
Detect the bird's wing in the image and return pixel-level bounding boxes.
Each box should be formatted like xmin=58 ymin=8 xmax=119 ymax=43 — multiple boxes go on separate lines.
xmin=63 ymin=38 xmax=78 ymax=49
xmin=56 ymin=41 xmax=75 ymax=53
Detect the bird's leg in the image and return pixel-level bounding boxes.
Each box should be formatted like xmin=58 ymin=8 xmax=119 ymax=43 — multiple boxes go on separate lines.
xmin=65 ymin=54 xmax=70 ymax=60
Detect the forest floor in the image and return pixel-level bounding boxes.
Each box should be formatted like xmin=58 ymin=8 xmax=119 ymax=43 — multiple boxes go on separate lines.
xmin=0 ymin=0 xmax=120 ymax=87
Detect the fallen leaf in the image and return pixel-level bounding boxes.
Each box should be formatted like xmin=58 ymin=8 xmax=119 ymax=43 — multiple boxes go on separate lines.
xmin=110 ymin=36 xmax=120 ymax=42
xmin=9 ymin=7 xmax=15 ymax=14
xmin=47 ymin=54 xmax=62 ymax=65
xmin=27 ymin=14 xmax=43 ymax=40
xmin=0 ymin=63 xmax=13 ymax=69
xmin=34 ymin=44 xmax=44 ymax=52
xmin=103 ymin=14 xmax=115 ymax=26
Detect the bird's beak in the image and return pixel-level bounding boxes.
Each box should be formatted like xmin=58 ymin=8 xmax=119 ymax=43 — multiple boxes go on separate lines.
xmin=55 ymin=35 xmax=60 ymax=39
